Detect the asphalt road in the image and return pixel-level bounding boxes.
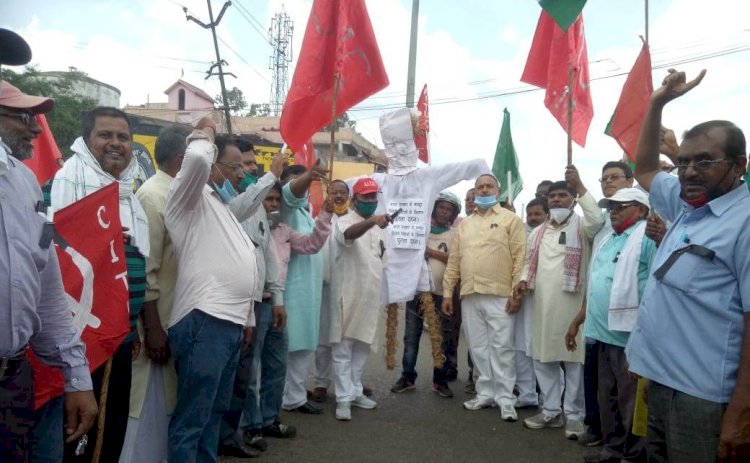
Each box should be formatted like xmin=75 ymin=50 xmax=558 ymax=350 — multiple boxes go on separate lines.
xmin=222 ymin=311 xmax=588 ymax=463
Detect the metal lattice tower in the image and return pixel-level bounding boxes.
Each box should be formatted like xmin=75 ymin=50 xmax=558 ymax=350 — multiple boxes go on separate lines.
xmin=269 ymin=10 xmax=293 ymax=116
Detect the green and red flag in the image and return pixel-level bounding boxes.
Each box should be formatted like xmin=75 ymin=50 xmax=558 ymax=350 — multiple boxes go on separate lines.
xmin=492 ymin=108 xmax=523 ymax=202
xmin=538 ymin=0 xmax=587 ymax=32
xmin=605 ymin=43 xmax=653 ymax=162
xmin=521 ymin=10 xmax=593 ymax=147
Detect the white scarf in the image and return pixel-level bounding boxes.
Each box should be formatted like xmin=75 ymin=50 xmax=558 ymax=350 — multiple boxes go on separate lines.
xmin=597 ymin=220 xmax=646 ymax=332
xmin=50 ymin=137 xmax=150 ymax=257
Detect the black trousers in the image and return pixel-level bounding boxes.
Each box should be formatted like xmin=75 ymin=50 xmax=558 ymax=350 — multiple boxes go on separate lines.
xmin=0 ymin=355 xmax=34 ymax=463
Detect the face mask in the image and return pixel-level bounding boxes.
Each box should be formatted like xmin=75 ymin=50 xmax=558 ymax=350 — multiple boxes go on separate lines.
xmin=549 ymin=207 xmax=573 ymax=224
xmin=356 ymin=201 xmax=377 ymax=217
xmin=334 ymin=199 xmax=350 ymax=216
xmin=431 ymin=224 xmax=449 ymax=235
xmin=212 ymin=179 xmax=238 ymax=204
xmin=474 ymin=194 xmax=498 ymax=210
xmin=680 ymin=163 xmax=736 ymax=208
xmin=267 ymin=210 xmax=282 ymax=228
xmin=238 ymin=171 xmax=257 ymax=192
xmin=612 ymin=208 xmax=642 ymax=235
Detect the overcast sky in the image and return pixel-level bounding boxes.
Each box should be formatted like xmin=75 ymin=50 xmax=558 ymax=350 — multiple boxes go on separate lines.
xmin=2 ymin=0 xmax=749 ymax=208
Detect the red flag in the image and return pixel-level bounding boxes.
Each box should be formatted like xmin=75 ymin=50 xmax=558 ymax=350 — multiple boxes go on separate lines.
xmin=31 ymin=182 xmax=129 ymax=409
xmin=521 ymin=12 xmax=593 ymax=147
xmin=23 ymin=114 xmax=62 ymax=185
xmin=606 ymin=43 xmax=653 ymax=162
xmin=280 ymin=0 xmax=389 ymax=153
xmin=415 ymin=84 xmax=429 ymax=164
xmin=294 ymin=139 xmax=316 ymax=169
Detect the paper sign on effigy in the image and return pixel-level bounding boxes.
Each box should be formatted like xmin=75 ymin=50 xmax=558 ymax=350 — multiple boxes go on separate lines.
xmin=387 ymin=198 xmax=426 ymax=250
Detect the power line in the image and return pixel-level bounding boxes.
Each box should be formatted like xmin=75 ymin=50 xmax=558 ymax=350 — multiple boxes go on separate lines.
xmin=216 ymin=35 xmax=272 ymax=84
xmin=232 ymin=0 xmax=273 ymax=46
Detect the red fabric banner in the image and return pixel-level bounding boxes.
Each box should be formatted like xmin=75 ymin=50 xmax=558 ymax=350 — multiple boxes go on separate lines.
xmin=609 ymin=43 xmax=653 ymax=162
xmin=31 ymin=182 xmax=130 ymax=409
xmin=521 ymin=12 xmax=593 ymax=147
xmin=294 ymin=139 xmax=316 ymax=169
xmin=415 ymin=84 xmax=429 ymax=164
xmin=280 ymin=0 xmax=389 ymax=153
xmin=23 ymin=113 xmax=62 ymax=185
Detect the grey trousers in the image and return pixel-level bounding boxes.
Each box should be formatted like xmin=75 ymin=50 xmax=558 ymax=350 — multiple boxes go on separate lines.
xmin=597 ymin=342 xmax=646 ymax=462
xmin=647 ymin=381 xmax=726 ymax=463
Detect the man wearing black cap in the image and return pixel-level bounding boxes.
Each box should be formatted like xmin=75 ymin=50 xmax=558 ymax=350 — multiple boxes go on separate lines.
xmin=0 ymin=28 xmax=97 ymax=463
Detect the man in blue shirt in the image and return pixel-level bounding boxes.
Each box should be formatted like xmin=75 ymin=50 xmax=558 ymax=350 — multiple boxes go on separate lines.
xmin=568 ymin=187 xmax=656 ymax=463
xmin=627 ymin=68 xmax=750 ymax=463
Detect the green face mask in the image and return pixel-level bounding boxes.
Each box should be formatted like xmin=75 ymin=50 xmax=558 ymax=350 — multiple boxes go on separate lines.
xmin=238 ymin=171 xmax=257 ymax=192
xmin=356 ymin=201 xmax=377 ymax=217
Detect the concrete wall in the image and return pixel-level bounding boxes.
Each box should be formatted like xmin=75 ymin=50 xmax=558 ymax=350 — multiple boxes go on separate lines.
xmin=166 ymin=85 xmax=214 ymax=111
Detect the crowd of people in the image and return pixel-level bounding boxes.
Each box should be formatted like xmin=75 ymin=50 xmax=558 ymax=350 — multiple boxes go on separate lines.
xmin=2 ymin=27 xmax=749 ymax=463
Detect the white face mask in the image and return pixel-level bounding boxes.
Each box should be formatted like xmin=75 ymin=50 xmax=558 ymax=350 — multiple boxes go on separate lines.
xmin=549 ymin=207 xmax=573 ymax=224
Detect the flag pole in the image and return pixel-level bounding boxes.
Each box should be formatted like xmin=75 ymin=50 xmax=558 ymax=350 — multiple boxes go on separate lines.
xmin=567 ymin=64 xmax=574 ymax=165
xmin=91 ymin=357 xmax=113 ymax=463
xmin=644 ymin=0 xmax=649 ymax=45
xmin=328 ymin=74 xmax=340 ymax=181
xmin=507 ymin=171 xmax=513 ymax=206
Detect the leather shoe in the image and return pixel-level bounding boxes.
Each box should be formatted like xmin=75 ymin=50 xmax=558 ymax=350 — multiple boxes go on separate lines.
xmin=286 ymin=401 xmax=323 ymax=415
xmin=217 ymin=443 xmax=261 ymax=459
xmin=310 ymin=387 xmax=327 ymax=402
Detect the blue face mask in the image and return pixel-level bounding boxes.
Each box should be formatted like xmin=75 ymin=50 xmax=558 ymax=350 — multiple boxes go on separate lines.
xmin=212 ymin=179 xmax=238 ymax=204
xmin=474 ymin=194 xmax=498 ymax=210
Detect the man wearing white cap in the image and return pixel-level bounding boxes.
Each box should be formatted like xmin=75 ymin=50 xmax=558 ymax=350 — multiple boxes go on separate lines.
xmin=0 ymin=28 xmax=97 ymax=463
xmin=567 ymin=188 xmax=656 ymax=463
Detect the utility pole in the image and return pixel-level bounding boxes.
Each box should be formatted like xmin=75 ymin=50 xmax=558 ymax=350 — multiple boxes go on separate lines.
xmin=269 ymin=9 xmax=294 ymax=116
xmin=405 ymin=0 xmax=420 ymax=107
xmin=185 ymin=1 xmax=235 ymax=133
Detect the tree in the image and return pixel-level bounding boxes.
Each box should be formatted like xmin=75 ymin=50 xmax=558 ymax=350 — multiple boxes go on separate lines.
xmin=247 ymin=103 xmax=271 ymax=117
xmin=3 ymin=66 xmax=98 ymax=159
xmin=323 ymin=111 xmax=357 ymax=132
xmin=215 ymin=86 xmax=247 ymax=116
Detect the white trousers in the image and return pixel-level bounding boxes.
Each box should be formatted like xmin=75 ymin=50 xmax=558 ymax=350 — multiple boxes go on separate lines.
xmin=534 ymin=360 xmax=584 ymax=421
xmin=119 ymin=363 xmax=169 ymax=463
xmin=514 ymin=350 xmax=538 ymax=405
xmin=282 ymin=349 xmax=314 ymax=409
xmin=331 ymin=338 xmax=370 ymax=403
xmin=314 ymin=344 xmax=333 ymax=389
xmin=461 ymin=294 xmax=516 ymax=406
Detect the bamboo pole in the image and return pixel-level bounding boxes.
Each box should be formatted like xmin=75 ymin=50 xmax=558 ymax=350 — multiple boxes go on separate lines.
xmin=328 ymin=75 xmax=340 ymax=181
xmin=507 ymin=171 xmax=513 ymax=206
xmin=644 ymin=0 xmax=650 ymax=46
xmin=91 ymin=357 xmax=113 ymax=463
xmin=567 ymin=64 xmax=574 ymax=166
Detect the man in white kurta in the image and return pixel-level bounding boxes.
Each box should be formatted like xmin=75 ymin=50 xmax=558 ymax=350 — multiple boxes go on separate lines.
xmin=330 ymin=178 xmax=389 ymax=421
xmin=370 ymin=108 xmax=489 ymax=305
xmin=516 ymin=173 xmax=603 ymax=439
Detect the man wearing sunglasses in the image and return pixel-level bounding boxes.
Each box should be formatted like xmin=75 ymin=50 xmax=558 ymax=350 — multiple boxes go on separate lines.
xmin=0 ymin=29 xmax=97 ymax=463
xmin=568 ymin=188 xmax=656 ymax=463
xmin=627 ymin=68 xmax=750 ymax=463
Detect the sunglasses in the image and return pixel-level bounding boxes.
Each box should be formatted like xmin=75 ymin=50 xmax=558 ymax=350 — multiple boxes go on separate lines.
xmin=0 ymin=111 xmax=35 ymax=125
xmin=607 ymin=202 xmax=638 ymax=213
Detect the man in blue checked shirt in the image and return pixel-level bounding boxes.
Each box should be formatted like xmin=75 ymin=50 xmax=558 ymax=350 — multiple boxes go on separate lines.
xmin=627 ymin=68 xmax=750 ymax=463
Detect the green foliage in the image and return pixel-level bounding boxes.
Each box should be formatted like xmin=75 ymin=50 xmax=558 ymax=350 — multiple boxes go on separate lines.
xmin=247 ymin=102 xmax=271 ymax=117
xmin=215 ymin=86 xmax=247 ymax=115
xmin=323 ymin=111 xmax=357 ymax=132
xmin=3 ymin=66 xmax=99 ymax=158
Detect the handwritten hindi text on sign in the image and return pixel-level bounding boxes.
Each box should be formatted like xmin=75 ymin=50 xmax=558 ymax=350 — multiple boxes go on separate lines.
xmin=387 ymin=198 xmax=426 ymax=250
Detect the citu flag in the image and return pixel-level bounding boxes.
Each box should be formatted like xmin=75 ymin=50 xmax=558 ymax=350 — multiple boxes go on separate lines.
xmin=30 ymin=182 xmax=129 ymax=408
xmin=605 ymin=43 xmax=653 ymax=162
xmin=280 ymin=0 xmax=389 ymax=153
xmin=492 ymin=108 xmax=523 ymax=202
xmin=294 ymin=139 xmax=316 ymax=169
xmin=521 ymin=11 xmax=593 ymax=147
xmin=415 ymin=84 xmax=429 ymax=164
xmin=24 ymin=113 xmax=62 ymax=185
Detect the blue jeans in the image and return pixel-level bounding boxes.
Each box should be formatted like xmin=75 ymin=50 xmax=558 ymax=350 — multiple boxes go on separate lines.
xmin=31 ymin=396 xmax=63 ymax=463
xmin=168 ymin=310 xmax=242 ymax=463
xmin=400 ymin=294 xmax=447 ymax=386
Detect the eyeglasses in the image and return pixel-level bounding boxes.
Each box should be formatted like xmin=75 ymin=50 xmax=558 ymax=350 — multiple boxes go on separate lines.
xmin=215 ymin=161 xmax=243 ymax=172
xmin=671 ymin=158 xmax=731 ymax=173
xmin=607 ymin=202 xmax=638 ymax=213
xmin=0 ymin=111 xmax=34 ymax=125
xmin=599 ymin=174 xmax=628 ymax=183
